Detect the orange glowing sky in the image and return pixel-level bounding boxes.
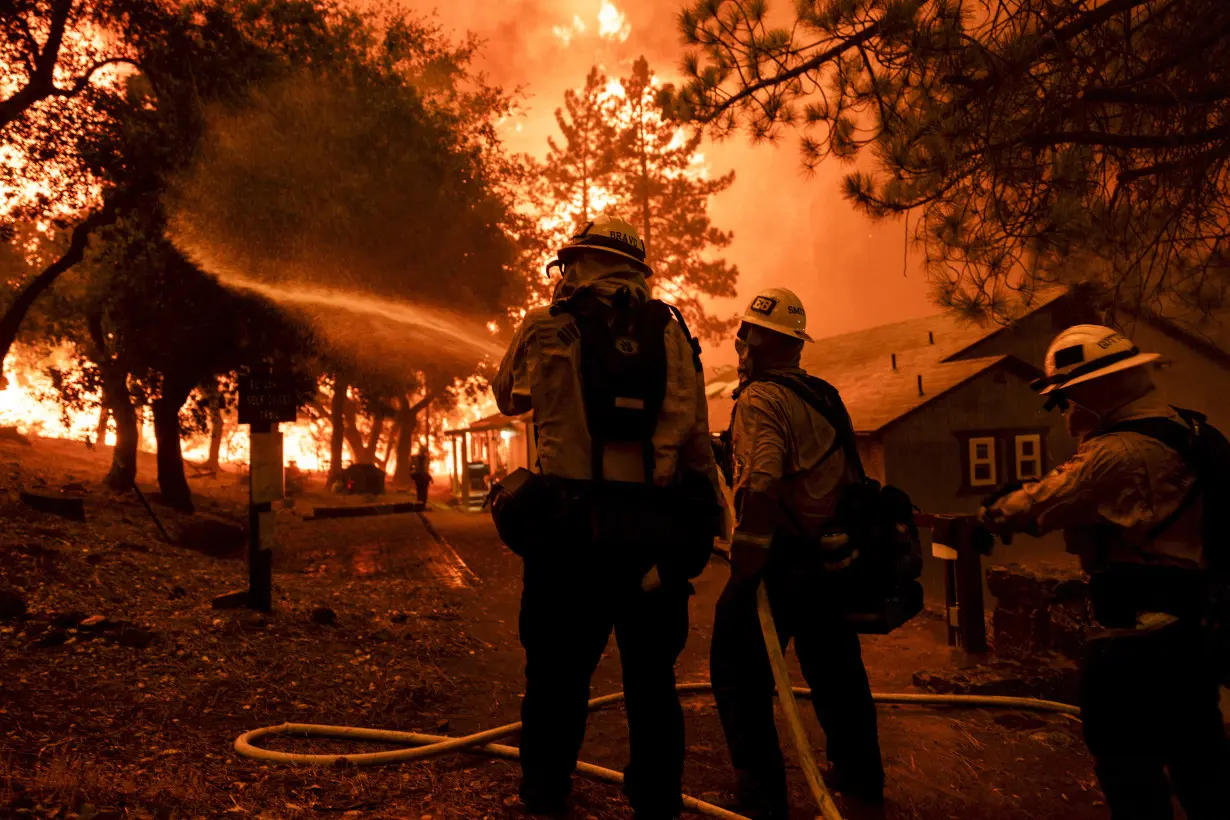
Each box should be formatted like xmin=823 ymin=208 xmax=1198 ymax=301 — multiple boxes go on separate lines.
xmin=408 ymin=0 xmax=938 ymax=366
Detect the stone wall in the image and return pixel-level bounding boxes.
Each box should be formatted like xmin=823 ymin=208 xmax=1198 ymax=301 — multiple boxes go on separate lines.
xmin=986 ymin=563 xmax=1093 ymax=659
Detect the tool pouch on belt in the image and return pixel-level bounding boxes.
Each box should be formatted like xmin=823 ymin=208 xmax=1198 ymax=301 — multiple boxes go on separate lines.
xmin=588 ymin=472 xmax=721 ymax=583
xmin=660 ymin=470 xmax=724 ymax=581
xmin=487 ymin=467 xmax=557 ymax=558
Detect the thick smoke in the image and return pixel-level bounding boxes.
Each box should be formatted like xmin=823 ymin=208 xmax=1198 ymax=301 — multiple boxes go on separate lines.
xmin=167 ymin=71 xmax=517 ymax=376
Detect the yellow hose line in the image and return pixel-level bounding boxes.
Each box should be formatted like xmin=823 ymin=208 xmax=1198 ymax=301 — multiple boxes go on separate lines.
xmin=234 ymin=556 xmax=1081 ymax=819
xmin=235 ymin=682 xmax=1082 ymax=820
xmin=755 ymin=581 xmax=844 ymax=820
xmin=234 ymin=719 xmax=749 ymax=820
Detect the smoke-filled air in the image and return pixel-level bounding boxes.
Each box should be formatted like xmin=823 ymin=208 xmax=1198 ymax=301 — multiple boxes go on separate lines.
xmin=167 ymin=68 xmax=520 ymax=375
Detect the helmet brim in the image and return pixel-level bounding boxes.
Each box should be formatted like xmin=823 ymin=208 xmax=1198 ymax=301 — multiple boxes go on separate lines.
xmin=558 ymin=243 xmax=653 ymax=275
xmin=1038 ymin=352 xmax=1160 ymax=394
xmin=740 ymin=314 xmax=815 ymax=343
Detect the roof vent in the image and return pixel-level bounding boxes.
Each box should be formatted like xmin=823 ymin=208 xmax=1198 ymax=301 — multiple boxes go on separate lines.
xmin=891 ymin=353 xmax=897 ymax=370
xmin=917 ymin=375 xmax=924 ymax=396
xmin=929 ymin=331 xmax=935 ymax=344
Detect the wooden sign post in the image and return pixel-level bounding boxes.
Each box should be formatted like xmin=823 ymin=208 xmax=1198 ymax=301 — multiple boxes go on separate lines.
xmin=915 ymin=513 xmax=990 ymax=654
xmin=236 ymin=370 xmax=298 ymax=611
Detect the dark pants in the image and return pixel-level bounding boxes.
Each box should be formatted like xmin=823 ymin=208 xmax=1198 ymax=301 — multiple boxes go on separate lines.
xmin=710 ymin=552 xmax=883 ymax=815
xmin=518 ymin=549 xmax=691 ymax=817
xmin=1080 ymin=619 xmax=1228 ymax=819
xmin=413 ymin=478 xmax=429 ymax=505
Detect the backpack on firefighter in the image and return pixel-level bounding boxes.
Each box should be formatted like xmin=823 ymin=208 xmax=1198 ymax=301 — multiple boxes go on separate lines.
xmin=488 ymin=282 xmax=720 ymax=580
xmin=734 ymin=371 xmax=924 ymax=634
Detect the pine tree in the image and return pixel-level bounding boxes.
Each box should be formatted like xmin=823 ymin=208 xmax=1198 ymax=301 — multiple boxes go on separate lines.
xmin=667 ymin=0 xmax=1230 ymax=325
xmin=611 ymin=57 xmax=739 ymax=340
xmin=542 ymin=67 xmax=618 ymax=230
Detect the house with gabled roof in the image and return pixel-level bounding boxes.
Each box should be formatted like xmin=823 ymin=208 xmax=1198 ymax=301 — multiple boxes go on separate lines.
xmin=708 ymin=292 xmax=1082 ymax=517
xmin=706 ymin=288 xmax=1230 ymax=599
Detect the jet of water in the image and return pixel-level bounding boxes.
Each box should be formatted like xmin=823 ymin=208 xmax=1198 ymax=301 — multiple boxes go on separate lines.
xmin=220 ymin=272 xmax=505 ymax=361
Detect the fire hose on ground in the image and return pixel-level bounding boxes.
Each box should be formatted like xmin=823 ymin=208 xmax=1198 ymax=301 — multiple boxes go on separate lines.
xmin=235 ymin=581 xmax=1081 ymax=820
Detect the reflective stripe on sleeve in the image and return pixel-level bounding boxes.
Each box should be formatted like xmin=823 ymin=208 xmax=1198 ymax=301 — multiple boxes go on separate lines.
xmin=732 ymin=531 xmax=774 ymax=549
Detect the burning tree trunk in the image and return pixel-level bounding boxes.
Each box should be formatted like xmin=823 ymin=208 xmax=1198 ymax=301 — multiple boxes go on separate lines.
xmin=392 ymin=393 xmax=432 ymax=485
xmin=153 ymin=377 xmax=196 ymax=513
xmin=328 ymin=375 xmax=348 ymax=483
xmin=391 ymin=398 xmax=415 ymax=485
xmin=95 ymin=404 xmax=109 ymax=446
xmin=204 ymin=381 xmax=224 ymax=472
xmin=108 ymin=397 xmax=140 ymax=490
xmin=358 ymin=410 xmax=387 ymax=466
xmin=85 ymin=313 xmax=138 ymax=491
xmin=341 ymin=400 xmax=365 ymax=463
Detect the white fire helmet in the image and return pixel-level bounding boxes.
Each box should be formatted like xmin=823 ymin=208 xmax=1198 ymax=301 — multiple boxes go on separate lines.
xmin=555 ymin=215 xmax=650 ymax=272
xmin=739 ymin=287 xmax=815 ymax=343
xmin=1032 ymin=324 xmax=1160 ymax=395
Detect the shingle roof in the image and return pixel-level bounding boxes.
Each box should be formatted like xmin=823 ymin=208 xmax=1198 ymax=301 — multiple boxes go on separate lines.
xmin=1141 ymin=305 xmax=1230 ymax=370
xmin=706 ymin=311 xmax=1026 ymax=434
xmin=455 ymin=410 xmax=528 ymax=433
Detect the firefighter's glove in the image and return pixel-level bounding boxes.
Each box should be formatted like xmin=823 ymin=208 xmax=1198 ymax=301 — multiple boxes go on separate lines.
xmin=978 ymin=481 xmax=1038 ymax=548
xmin=980 ymin=480 xmax=1029 ymax=509
xmin=729 ymin=536 xmax=771 ymax=588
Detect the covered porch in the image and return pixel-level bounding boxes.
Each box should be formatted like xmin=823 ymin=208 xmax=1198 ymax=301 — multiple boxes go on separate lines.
xmin=444 ymin=411 xmax=534 ymax=507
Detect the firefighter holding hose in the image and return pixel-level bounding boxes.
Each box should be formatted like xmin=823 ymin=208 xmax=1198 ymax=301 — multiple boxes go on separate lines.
xmin=980 ymin=325 xmax=1229 ymax=820
xmin=710 ymin=288 xmax=886 ymax=819
xmin=490 ymin=216 xmax=725 ymax=819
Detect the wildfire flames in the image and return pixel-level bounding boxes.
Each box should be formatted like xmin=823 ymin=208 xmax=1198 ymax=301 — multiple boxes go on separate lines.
xmin=554 ymin=1 xmax=631 ymax=47
xmin=0 ymin=344 xmax=464 ymax=480
xmin=0 ymin=0 xmax=712 ymax=490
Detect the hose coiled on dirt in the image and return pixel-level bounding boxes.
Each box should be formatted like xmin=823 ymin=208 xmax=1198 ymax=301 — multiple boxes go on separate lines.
xmin=235 ymin=578 xmax=1080 ymax=820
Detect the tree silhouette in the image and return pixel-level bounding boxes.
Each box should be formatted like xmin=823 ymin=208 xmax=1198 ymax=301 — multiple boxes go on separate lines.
xmin=613 ymin=57 xmax=739 ymax=340
xmin=542 ymin=67 xmax=620 ymax=230
xmin=537 ymin=58 xmax=740 ymax=340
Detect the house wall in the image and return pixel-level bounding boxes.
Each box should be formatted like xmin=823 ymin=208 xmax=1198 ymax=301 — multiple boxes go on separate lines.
xmin=856 ymin=437 xmax=886 ymax=484
xmin=883 ymin=366 xmax=1077 ymax=601
xmin=1131 ymin=322 xmax=1230 ymax=431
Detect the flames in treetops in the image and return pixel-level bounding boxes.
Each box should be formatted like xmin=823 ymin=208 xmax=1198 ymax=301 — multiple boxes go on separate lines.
xmin=554 ymin=1 xmax=631 ymax=47
xmin=0 ymin=0 xmax=715 ymax=483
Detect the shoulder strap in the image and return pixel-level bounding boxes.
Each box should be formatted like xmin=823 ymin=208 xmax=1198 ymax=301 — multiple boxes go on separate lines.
xmin=740 ymin=372 xmax=867 ymax=481
xmin=661 ymin=301 xmax=703 ymax=372
xmin=1100 ymin=416 xmax=1194 ymax=458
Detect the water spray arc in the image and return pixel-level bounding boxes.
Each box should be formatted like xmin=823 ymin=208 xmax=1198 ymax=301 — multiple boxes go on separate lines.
xmin=216 ymin=273 xmax=506 ymax=363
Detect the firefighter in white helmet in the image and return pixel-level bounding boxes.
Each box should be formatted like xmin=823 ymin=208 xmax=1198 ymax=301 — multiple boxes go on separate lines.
xmin=981 ymin=324 xmax=1228 ymax=819
xmin=491 ymin=215 xmax=725 ymax=819
xmin=710 ymin=288 xmax=885 ymax=818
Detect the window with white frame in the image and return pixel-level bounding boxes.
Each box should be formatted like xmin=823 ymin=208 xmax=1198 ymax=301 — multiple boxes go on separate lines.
xmin=968 ymin=437 xmax=997 ymax=487
xmin=1015 ymin=434 xmax=1042 ymax=481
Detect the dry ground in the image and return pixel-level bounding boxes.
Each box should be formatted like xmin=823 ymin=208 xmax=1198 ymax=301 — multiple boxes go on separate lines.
xmin=0 ymin=436 xmax=1118 ymax=819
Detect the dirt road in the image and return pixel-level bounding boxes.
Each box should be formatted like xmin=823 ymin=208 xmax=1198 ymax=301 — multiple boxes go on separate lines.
xmin=394 ymin=501 xmax=1106 ymax=820
xmin=0 ymin=440 xmax=1109 ymax=819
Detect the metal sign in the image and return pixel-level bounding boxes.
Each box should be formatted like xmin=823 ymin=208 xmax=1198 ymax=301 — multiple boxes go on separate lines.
xmin=238 ymin=373 xmax=298 ymax=425
xmin=250 ymin=431 xmax=285 ymax=504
